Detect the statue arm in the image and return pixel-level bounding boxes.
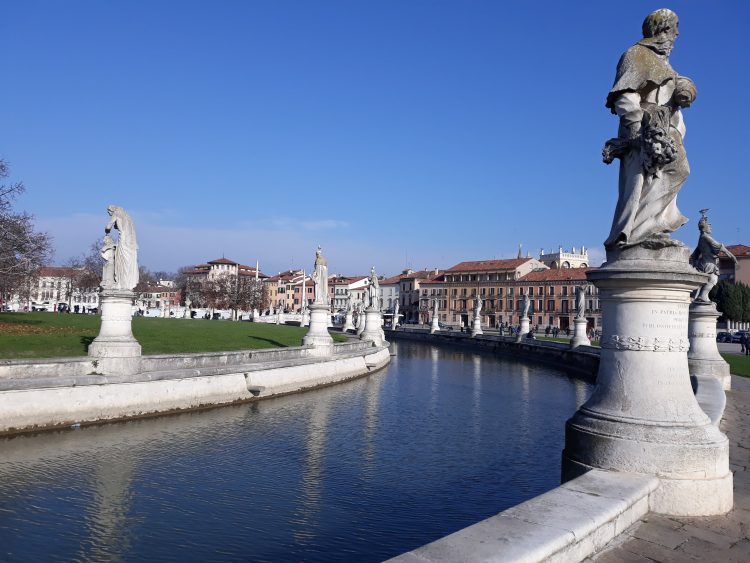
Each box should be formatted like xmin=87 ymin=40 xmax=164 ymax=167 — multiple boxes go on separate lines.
xmin=613 ymin=92 xmax=643 ymax=139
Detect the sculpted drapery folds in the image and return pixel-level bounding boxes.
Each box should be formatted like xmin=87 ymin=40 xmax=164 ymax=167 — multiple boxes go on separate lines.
xmin=602 ymin=9 xmax=696 ymax=250
xmin=311 ymin=246 xmax=329 ymax=306
xmin=104 ymin=205 xmax=139 ymax=291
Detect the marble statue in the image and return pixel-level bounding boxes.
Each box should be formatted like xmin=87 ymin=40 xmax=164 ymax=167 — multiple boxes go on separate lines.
xmin=311 ymin=246 xmax=329 ymax=305
xmin=368 ymin=267 xmax=380 ymax=309
xmin=690 ymin=210 xmax=736 ymax=302
xmin=432 ymin=297 xmax=439 ymax=317
xmin=602 ymin=9 xmax=696 ymax=250
xmin=100 ymin=234 xmax=116 ymax=289
xmin=473 ymin=294 xmax=483 ymax=318
xmin=392 ymin=301 xmax=400 ymax=328
xmin=104 ymin=205 xmax=139 ymax=291
xmin=575 ymin=285 xmax=587 ymax=319
xmin=346 ymin=294 xmax=353 ymax=312
xmin=521 ymin=294 xmax=530 ymax=318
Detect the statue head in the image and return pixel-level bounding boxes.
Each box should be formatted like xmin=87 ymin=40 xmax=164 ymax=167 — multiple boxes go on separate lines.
xmin=641 ymin=9 xmax=679 ymax=54
xmin=698 ymin=214 xmax=712 ymax=234
xmin=107 ymin=205 xmax=116 ymax=216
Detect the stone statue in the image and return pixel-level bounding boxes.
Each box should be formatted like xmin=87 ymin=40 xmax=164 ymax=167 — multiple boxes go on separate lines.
xmin=521 ymin=294 xmax=530 ymax=318
xmin=602 ymin=9 xmax=696 ymax=250
xmin=575 ymin=285 xmax=587 ymax=319
xmin=104 ymin=205 xmax=139 ymax=291
xmin=393 ymin=301 xmax=400 ymax=327
xmin=346 ymin=294 xmax=353 ymax=312
xmin=99 ymin=234 xmax=116 ymax=289
xmin=432 ymin=297 xmax=439 ymax=317
xmin=473 ymin=294 xmax=483 ymax=318
xmin=368 ymin=267 xmax=380 ymax=309
xmin=311 ymin=246 xmax=329 ymax=305
xmin=690 ymin=211 xmax=736 ymax=302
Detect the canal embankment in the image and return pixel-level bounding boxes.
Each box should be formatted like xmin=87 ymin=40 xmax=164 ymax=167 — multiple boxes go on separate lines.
xmin=0 ymin=340 xmax=390 ymax=435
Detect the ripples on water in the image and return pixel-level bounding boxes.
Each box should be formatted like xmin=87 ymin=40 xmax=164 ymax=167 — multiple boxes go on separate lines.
xmin=0 ymin=341 xmax=591 ymax=562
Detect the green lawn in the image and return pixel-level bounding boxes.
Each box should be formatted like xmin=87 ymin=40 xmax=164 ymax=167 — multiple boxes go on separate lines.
xmin=0 ymin=312 xmax=347 ymax=359
xmin=721 ymin=353 xmax=750 ymax=378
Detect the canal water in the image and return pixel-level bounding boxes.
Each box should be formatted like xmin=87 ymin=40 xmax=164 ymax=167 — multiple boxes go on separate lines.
xmin=0 ymin=340 xmax=591 ymax=562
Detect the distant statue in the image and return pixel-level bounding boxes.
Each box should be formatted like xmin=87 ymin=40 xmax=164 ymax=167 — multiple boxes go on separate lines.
xmin=432 ymin=297 xmax=439 ymax=318
xmin=346 ymin=294 xmax=353 ymax=312
xmin=311 ymin=246 xmax=329 ymax=305
xmin=690 ymin=211 xmax=736 ymax=302
xmin=473 ymin=294 xmax=483 ymax=318
xmin=104 ymin=205 xmax=139 ymax=291
xmin=521 ymin=294 xmax=531 ymax=318
xmin=99 ymin=234 xmax=116 ymax=289
xmin=575 ymin=285 xmax=587 ymax=319
xmin=368 ymin=267 xmax=380 ymax=310
xmin=602 ymin=9 xmax=696 ymax=250
xmin=393 ymin=301 xmax=400 ymax=327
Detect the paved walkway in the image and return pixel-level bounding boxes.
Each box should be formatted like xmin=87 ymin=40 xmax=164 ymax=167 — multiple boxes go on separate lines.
xmin=591 ymin=375 xmax=750 ymax=562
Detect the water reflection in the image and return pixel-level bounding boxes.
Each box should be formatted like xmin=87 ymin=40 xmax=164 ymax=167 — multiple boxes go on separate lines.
xmin=0 ymin=341 xmax=592 ymax=563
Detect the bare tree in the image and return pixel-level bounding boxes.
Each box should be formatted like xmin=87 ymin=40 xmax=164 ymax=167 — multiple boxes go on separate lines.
xmin=0 ymin=160 xmax=52 ymax=308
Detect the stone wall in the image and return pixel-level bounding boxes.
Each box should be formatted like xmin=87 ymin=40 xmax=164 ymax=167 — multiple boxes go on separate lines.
xmin=0 ymin=342 xmax=389 ymax=435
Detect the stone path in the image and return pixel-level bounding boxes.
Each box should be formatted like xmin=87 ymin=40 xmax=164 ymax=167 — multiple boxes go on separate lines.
xmin=591 ymin=375 xmax=750 ymax=562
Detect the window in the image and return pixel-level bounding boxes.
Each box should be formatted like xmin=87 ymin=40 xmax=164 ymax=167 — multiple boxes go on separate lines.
xmin=562 ymin=286 xmax=568 ymax=296
xmin=549 ymin=286 xmax=555 ymax=296
xmin=489 ymin=287 xmax=495 ymax=296
xmin=528 ymin=287 xmax=534 ymax=297
xmin=547 ymin=300 xmax=555 ymax=311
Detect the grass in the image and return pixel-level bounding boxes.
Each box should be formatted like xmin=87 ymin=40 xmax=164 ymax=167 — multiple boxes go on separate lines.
xmin=721 ymin=353 xmax=750 ymax=378
xmin=0 ymin=312 xmax=347 ymax=359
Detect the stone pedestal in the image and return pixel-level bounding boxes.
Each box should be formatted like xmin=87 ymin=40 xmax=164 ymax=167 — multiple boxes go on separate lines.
xmin=356 ymin=312 xmax=365 ymax=336
xmin=360 ymin=308 xmax=385 ymax=346
xmin=688 ymin=301 xmax=731 ymax=391
xmin=562 ymin=246 xmax=732 ymax=516
xmin=88 ymin=289 xmax=141 ymax=375
xmin=570 ymin=317 xmax=590 ymax=348
xmin=343 ymin=311 xmax=355 ymax=332
xmin=302 ymin=303 xmax=333 ymax=355
xmin=517 ymin=316 xmax=530 ymax=341
xmin=429 ymin=314 xmax=440 ymax=334
xmin=302 ymin=309 xmax=310 ymax=327
xmin=471 ymin=316 xmax=483 ymax=337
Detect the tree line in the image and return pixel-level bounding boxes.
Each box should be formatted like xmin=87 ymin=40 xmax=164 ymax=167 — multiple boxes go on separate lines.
xmin=710 ymin=280 xmax=750 ymax=323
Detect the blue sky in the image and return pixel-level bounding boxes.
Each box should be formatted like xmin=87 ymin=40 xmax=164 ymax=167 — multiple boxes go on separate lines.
xmin=3 ymin=1 xmax=748 ymax=276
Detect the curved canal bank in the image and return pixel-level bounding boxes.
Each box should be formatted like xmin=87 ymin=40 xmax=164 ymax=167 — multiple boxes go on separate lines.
xmin=0 ymin=340 xmax=390 ymax=435
xmin=0 ymin=340 xmax=591 ymax=562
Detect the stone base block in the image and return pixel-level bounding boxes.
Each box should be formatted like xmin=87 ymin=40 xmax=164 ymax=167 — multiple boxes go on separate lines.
xmin=689 ymin=358 xmax=732 ymax=390
xmin=361 ymin=309 xmax=384 ymax=346
xmin=302 ymin=305 xmax=333 ymax=351
xmin=570 ymin=318 xmax=590 ymax=348
xmin=471 ymin=318 xmax=482 ymax=337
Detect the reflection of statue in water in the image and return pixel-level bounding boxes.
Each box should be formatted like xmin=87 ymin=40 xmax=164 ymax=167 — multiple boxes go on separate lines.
xmin=521 ymin=294 xmax=531 ymax=318
xmin=311 ymin=246 xmax=329 ymax=305
xmin=473 ymin=294 xmax=483 ymax=318
xmin=690 ymin=211 xmax=736 ymax=302
xmin=368 ymin=267 xmax=380 ymax=310
xmin=104 ymin=205 xmax=139 ymax=291
xmin=100 ymin=234 xmax=116 ymax=289
xmin=602 ymin=9 xmax=697 ymax=250
xmin=575 ymin=285 xmax=587 ymax=319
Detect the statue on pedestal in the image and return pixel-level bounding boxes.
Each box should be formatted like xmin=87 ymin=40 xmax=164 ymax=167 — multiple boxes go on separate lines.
xmin=104 ymin=205 xmax=139 ymax=291
xmin=521 ymin=294 xmax=530 ymax=318
xmin=473 ymin=294 xmax=483 ymax=319
xmin=575 ymin=285 xmax=587 ymax=319
xmin=602 ymin=9 xmax=696 ymax=251
xmin=690 ymin=210 xmax=736 ymax=302
xmin=432 ymin=297 xmax=439 ymax=318
xmin=368 ymin=267 xmax=380 ymax=310
xmin=311 ymin=246 xmax=329 ymax=306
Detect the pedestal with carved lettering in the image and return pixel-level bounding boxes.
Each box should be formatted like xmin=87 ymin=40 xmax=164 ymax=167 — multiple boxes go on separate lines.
xmin=360 ymin=307 xmax=385 ymax=346
xmin=88 ymin=289 xmax=141 ymax=375
xmin=570 ymin=318 xmax=590 ymax=348
xmin=562 ymin=246 xmax=732 ymax=516
xmin=302 ymin=303 xmax=333 ymax=356
xmin=471 ymin=315 xmax=483 ymax=337
xmin=688 ymin=301 xmax=731 ymax=390
xmin=517 ymin=316 xmax=530 ymax=341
